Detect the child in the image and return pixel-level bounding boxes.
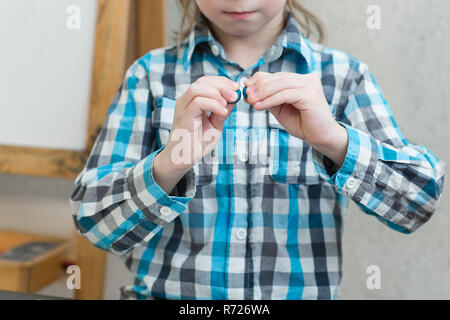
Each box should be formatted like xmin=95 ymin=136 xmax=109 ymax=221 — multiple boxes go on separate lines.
xmin=69 ymin=0 xmax=446 ymax=300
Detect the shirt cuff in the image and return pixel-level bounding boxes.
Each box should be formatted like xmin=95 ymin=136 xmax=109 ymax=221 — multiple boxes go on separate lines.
xmin=312 ymin=120 xmax=379 ymax=201
xmin=127 ymin=146 xmax=196 ymax=224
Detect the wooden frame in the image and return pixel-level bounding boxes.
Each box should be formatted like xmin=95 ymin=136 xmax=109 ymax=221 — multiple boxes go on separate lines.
xmin=0 ymin=0 xmax=166 ymax=299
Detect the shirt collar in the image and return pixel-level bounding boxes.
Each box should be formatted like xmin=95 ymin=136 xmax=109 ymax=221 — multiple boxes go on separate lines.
xmin=181 ymin=10 xmax=316 ymax=73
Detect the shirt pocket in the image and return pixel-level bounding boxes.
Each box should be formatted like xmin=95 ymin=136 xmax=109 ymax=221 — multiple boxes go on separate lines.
xmin=151 ymin=96 xmax=218 ymax=185
xmin=267 ymin=113 xmax=322 ymax=185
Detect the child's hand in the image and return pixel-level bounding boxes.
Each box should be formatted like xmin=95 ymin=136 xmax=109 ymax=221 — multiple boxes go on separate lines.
xmin=244 ymin=71 xmax=342 ymax=148
xmin=160 ymin=76 xmax=240 ymax=170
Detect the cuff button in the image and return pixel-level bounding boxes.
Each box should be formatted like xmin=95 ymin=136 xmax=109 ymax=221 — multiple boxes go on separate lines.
xmin=345 ymin=177 xmax=356 ymax=190
xmin=160 ymin=206 xmax=171 ymax=216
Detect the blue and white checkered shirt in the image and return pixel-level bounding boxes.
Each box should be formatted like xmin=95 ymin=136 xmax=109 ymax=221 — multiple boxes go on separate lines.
xmin=69 ymin=11 xmax=446 ymax=300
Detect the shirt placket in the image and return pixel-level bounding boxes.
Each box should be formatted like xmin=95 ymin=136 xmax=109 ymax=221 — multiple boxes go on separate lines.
xmin=209 ymin=42 xmax=281 ymax=298
xmin=227 ymin=67 xmax=250 ymax=298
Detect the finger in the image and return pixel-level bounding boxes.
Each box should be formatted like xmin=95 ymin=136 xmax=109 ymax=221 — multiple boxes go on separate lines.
xmin=243 ymin=71 xmax=271 ymax=104
xmin=195 ymin=76 xmax=240 ymax=104
xmin=228 ymin=87 xmax=241 ymax=105
xmin=246 ymin=77 xmax=309 ymax=105
xmin=244 ymin=71 xmax=270 ymax=87
xmin=180 ymin=82 xmax=229 ymax=109
xmin=186 ymin=96 xmax=228 ymax=117
xmin=245 ymin=72 xmax=309 ymax=98
xmin=247 ymin=72 xmax=300 ymax=93
xmin=209 ymin=102 xmax=237 ymax=130
xmin=252 ymin=88 xmax=304 ymax=111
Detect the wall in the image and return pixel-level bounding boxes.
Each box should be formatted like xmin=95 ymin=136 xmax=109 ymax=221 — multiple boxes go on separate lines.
xmin=300 ymin=0 xmax=450 ymax=299
xmin=1 ymin=0 xmax=448 ymax=299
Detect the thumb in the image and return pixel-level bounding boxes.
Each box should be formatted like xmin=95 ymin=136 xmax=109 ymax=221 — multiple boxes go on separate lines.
xmin=267 ymin=104 xmax=283 ymax=122
xmin=268 ymin=104 xmax=303 ymax=138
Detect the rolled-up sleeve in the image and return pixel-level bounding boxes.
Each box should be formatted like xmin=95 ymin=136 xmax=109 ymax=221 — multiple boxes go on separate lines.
xmin=69 ymin=56 xmax=195 ymax=256
xmin=312 ymin=62 xmax=446 ymax=233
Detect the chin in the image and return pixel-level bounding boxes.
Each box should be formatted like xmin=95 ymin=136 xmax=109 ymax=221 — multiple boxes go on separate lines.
xmin=220 ymin=23 xmax=259 ymax=37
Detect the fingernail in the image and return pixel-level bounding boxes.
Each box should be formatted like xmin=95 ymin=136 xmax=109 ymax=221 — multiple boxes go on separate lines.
xmin=228 ymin=89 xmax=241 ymax=104
xmin=228 ymin=90 xmax=237 ymax=100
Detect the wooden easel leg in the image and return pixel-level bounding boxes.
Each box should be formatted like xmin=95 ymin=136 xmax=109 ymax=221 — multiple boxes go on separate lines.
xmin=73 ymin=233 xmax=107 ymax=300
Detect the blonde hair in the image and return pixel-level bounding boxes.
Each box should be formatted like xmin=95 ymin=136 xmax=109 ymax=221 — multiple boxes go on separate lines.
xmin=172 ymin=0 xmax=326 ymax=55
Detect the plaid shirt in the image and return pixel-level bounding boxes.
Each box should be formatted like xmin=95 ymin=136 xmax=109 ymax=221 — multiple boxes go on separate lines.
xmin=69 ymin=11 xmax=446 ymax=300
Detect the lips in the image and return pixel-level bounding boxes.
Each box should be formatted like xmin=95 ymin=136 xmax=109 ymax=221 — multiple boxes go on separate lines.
xmin=225 ymin=11 xmax=255 ymax=14
xmin=223 ymin=11 xmax=256 ymax=19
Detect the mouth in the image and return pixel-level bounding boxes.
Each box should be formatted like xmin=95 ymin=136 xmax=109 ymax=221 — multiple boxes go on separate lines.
xmin=223 ymin=11 xmax=257 ymax=20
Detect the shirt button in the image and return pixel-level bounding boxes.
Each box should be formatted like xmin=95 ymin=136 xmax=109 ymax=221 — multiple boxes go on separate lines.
xmin=345 ymin=177 xmax=356 ymax=190
xmin=235 ymin=228 xmax=247 ymax=241
xmin=238 ymin=152 xmax=247 ymax=163
xmin=211 ymin=44 xmax=220 ymax=56
xmin=160 ymin=206 xmax=172 ymax=216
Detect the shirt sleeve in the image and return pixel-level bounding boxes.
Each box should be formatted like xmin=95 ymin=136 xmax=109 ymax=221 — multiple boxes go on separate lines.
xmin=312 ymin=62 xmax=446 ymax=233
xmin=69 ymin=57 xmax=196 ymax=256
